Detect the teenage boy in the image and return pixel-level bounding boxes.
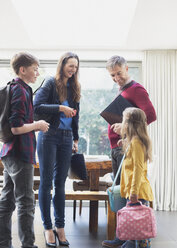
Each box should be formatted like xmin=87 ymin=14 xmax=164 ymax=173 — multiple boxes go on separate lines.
xmin=0 ymin=52 xmax=49 ymax=248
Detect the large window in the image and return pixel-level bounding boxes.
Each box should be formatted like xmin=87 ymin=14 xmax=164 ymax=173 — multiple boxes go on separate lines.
xmin=0 ymin=60 xmax=141 ymax=156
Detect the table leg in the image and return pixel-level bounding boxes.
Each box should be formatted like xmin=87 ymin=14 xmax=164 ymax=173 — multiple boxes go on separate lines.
xmin=89 ymin=200 xmax=98 ymax=233
xmin=107 ymin=201 xmax=116 ymax=240
xmin=89 ymin=170 xmax=99 ymax=190
xmin=88 ymin=170 xmax=100 ymax=233
xmin=73 ymin=200 xmax=76 ymax=222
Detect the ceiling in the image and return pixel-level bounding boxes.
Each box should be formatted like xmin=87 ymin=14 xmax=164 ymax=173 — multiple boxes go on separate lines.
xmin=0 ymin=0 xmax=177 ymax=51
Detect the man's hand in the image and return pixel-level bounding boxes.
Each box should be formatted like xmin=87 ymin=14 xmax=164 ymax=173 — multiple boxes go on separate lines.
xmin=111 ymin=123 xmax=122 ymax=135
xmin=117 ymin=139 xmax=123 ymax=146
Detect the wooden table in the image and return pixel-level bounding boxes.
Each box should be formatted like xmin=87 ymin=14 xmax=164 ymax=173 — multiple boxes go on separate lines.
xmin=33 ymin=156 xmax=112 ymax=190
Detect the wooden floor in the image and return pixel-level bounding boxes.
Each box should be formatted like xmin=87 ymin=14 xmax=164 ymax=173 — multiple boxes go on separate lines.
xmin=11 ymin=202 xmax=177 ymax=248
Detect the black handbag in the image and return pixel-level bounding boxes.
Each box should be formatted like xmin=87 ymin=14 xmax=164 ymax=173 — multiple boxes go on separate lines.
xmin=69 ymin=153 xmax=88 ymax=180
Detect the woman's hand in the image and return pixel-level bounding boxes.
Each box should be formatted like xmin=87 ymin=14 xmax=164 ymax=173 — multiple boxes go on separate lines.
xmin=111 ymin=123 xmax=122 ymax=135
xmin=130 ymin=194 xmax=138 ymax=203
xmin=72 ymin=140 xmax=78 ymax=153
xmin=59 ymin=105 xmax=76 ymax=118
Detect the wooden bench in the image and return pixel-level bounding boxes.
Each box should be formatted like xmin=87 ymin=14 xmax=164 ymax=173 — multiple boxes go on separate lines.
xmin=66 ymin=190 xmax=116 ymax=239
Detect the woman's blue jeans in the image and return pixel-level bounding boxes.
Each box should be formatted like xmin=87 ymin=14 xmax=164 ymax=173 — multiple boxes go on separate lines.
xmin=37 ymin=128 xmax=72 ymax=230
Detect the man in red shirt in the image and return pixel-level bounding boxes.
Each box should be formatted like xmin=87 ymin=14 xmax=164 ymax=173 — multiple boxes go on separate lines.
xmin=102 ymin=55 xmax=156 ymax=248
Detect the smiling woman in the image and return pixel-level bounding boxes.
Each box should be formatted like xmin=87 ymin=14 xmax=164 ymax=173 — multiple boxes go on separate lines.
xmin=33 ymin=52 xmax=81 ymax=246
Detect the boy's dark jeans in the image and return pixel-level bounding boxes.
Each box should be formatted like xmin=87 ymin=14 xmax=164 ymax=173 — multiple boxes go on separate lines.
xmin=0 ymin=156 xmax=35 ymax=248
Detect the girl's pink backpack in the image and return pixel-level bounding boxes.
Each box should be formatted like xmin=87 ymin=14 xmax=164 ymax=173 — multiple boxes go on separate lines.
xmin=117 ymin=201 xmax=157 ymax=240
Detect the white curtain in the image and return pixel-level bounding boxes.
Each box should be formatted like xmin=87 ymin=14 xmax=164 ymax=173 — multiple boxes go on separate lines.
xmin=143 ymin=50 xmax=177 ymax=210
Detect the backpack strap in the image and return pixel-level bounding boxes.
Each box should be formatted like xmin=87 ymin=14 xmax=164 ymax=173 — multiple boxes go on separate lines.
xmin=33 ymin=79 xmax=45 ymax=95
xmin=7 ymin=79 xmax=16 ymax=85
xmin=111 ymin=145 xmax=130 ymax=191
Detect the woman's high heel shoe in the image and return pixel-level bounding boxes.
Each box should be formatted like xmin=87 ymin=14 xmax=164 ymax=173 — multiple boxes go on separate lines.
xmin=53 ymin=229 xmax=70 ymax=246
xmin=44 ymin=230 xmax=56 ymax=247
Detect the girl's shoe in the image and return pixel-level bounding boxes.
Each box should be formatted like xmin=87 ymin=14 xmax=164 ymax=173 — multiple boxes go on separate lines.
xmin=53 ymin=229 xmax=70 ymax=246
xmin=121 ymin=240 xmax=136 ymax=248
xmin=138 ymin=239 xmax=151 ymax=248
xmin=102 ymin=238 xmax=125 ymax=247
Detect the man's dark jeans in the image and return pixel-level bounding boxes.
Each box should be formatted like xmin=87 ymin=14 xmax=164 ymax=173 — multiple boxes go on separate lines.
xmin=111 ymin=146 xmax=123 ymax=185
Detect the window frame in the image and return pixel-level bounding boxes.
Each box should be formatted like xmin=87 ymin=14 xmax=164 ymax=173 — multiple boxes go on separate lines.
xmin=0 ymin=59 xmax=142 ymax=154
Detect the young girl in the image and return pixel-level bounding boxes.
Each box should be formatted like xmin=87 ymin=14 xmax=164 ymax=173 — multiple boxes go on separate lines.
xmin=120 ymin=107 xmax=154 ymax=248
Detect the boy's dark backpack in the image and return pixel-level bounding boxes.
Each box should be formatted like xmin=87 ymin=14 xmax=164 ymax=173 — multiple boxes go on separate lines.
xmin=0 ymin=81 xmax=17 ymax=143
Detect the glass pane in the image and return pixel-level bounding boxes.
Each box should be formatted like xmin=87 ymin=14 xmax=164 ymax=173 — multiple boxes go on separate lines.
xmin=0 ymin=67 xmax=14 ymax=86
xmin=78 ymin=66 xmax=141 ymax=156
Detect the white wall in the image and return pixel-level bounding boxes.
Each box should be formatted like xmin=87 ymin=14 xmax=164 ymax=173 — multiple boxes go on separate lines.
xmin=0 ymin=49 xmax=143 ymax=62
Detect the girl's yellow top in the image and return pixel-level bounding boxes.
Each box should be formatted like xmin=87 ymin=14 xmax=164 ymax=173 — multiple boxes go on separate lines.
xmin=120 ymin=137 xmax=153 ymax=201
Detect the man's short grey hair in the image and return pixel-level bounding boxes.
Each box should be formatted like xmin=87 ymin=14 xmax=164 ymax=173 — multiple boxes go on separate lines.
xmin=106 ymin=55 xmax=127 ymax=70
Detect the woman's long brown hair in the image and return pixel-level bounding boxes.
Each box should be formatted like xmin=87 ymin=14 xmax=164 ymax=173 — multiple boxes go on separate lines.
xmin=55 ymin=52 xmax=81 ymax=103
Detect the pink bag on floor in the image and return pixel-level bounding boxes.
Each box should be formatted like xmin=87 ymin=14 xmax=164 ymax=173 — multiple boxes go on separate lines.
xmin=117 ymin=201 xmax=157 ymax=240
